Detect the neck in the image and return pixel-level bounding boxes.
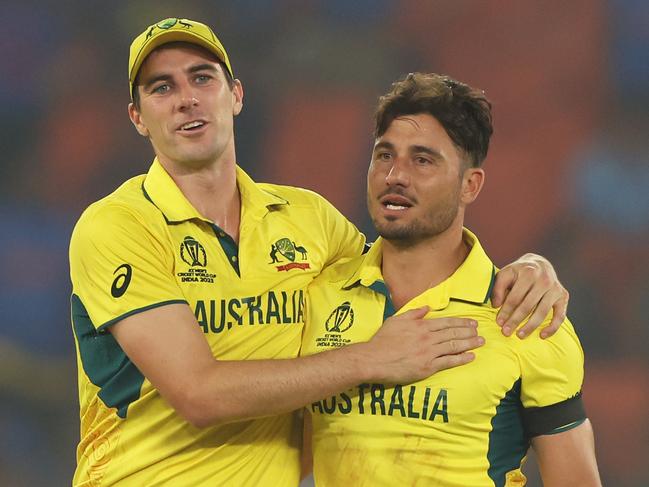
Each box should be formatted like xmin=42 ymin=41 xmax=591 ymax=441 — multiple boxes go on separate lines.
xmin=159 ymin=153 xmax=241 ymax=242
xmin=381 ymin=223 xmax=468 ymax=310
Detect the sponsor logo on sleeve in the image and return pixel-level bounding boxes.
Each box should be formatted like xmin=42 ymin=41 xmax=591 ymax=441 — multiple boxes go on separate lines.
xmin=111 ymin=264 xmax=132 ymax=298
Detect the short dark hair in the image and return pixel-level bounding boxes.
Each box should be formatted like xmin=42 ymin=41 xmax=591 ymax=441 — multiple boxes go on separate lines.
xmin=131 ymin=42 xmax=236 ymax=110
xmin=374 ymin=73 xmax=493 ymax=167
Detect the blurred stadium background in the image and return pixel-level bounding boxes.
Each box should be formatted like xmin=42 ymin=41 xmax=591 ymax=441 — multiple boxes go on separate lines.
xmin=1 ymin=0 xmax=648 ymax=485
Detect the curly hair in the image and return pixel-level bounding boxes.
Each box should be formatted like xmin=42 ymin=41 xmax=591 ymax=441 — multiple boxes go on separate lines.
xmin=374 ymin=73 xmax=493 ymax=167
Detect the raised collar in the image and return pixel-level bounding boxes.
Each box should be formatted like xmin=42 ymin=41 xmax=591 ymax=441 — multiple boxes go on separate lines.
xmin=341 ymin=228 xmax=495 ymax=310
xmin=142 ymin=158 xmax=288 ymax=223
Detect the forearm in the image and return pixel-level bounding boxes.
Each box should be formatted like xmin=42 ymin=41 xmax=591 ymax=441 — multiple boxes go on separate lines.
xmin=112 ymin=303 xmax=481 ymax=428
xmin=184 ymin=344 xmax=372 ymax=427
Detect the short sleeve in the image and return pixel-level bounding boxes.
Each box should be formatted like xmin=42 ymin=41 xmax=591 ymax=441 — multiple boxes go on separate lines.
xmin=518 ymin=318 xmax=586 ymax=436
xmin=316 ymin=194 xmax=366 ymax=267
xmin=69 ymin=203 xmax=186 ymax=330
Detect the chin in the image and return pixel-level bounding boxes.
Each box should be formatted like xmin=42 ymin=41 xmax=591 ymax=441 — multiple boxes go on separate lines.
xmin=373 ymin=221 xmax=416 ymax=241
xmin=177 ymin=148 xmax=220 ymax=166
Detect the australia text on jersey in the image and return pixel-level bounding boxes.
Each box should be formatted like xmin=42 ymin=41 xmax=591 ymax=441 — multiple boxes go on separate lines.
xmin=311 ymin=383 xmax=449 ymax=423
xmin=194 ymin=289 xmax=305 ymax=333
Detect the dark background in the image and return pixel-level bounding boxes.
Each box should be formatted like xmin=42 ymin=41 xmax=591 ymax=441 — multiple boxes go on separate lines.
xmin=1 ymin=1 xmax=647 ymax=485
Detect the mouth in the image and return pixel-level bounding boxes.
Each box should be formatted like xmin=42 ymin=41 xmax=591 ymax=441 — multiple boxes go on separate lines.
xmin=379 ymin=194 xmax=414 ymax=211
xmin=177 ymin=120 xmax=208 ymax=133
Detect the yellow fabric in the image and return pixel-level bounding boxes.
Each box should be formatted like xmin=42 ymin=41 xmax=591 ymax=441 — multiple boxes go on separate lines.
xmin=302 ymin=229 xmax=584 ymax=487
xmin=129 ymin=17 xmax=233 ymax=97
xmin=69 ymin=159 xmax=364 ymax=486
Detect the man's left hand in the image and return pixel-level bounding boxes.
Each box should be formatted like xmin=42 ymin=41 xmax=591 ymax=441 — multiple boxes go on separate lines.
xmin=491 ymin=253 xmax=569 ymax=339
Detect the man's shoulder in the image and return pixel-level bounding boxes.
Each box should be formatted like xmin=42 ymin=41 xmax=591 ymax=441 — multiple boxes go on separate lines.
xmin=72 ymin=174 xmax=164 ymax=239
xmin=256 ymin=181 xmax=333 ymax=209
xmin=309 ymin=251 xmax=366 ymax=290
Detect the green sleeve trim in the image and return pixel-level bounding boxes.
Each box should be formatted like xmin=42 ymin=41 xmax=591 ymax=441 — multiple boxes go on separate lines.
xmin=97 ymin=299 xmax=189 ymax=331
xmin=487 ymin=378 xmax=529 ymax=486
xmin=73 ymin=294 xmax=176 ymax=418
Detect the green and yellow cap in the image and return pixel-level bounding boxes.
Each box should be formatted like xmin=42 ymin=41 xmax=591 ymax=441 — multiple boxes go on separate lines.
xmin=128 ymin=17 xmax=233 ymax=98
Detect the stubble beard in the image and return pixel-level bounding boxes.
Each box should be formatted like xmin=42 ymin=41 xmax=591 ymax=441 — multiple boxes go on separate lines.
xmin=368 ymin=191 xmax=461 ymax=248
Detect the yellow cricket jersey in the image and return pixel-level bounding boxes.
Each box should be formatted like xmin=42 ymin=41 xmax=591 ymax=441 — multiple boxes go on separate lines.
xmin=302 ymin=229 xmax=586 ymax=487
xmin=69 ymin=159 xmax=365 ymax=486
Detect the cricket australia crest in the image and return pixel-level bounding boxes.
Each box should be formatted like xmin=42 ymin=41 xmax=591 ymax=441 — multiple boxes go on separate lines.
xmin=269 ymin=237 xmax=310 ymax=271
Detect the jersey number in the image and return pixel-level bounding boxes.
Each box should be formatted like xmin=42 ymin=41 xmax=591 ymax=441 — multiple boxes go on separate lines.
xmin=111 ymin=264 xmax=132 ymax=298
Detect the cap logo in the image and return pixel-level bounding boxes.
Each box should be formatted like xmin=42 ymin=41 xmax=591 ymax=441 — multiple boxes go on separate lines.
xmin=146 ymin=18 xmax=193 ymax=39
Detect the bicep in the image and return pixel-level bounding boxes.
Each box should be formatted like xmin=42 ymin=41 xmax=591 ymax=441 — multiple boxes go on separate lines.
xmin=109 ymin=303 xmax=215 ymax=414
xmin=532 ymin=419 xmax=601 ymax=486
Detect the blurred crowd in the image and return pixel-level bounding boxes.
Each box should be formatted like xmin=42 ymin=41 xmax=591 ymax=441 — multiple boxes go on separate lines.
xmin=1 ymin=1 xmax=647 ymax=485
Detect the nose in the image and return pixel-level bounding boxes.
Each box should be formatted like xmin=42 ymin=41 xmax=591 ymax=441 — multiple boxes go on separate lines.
xmin=176 ymin=82 xmax=199 ymax=111
xmin=178 ymin=95 xmax=199 ymax=111
xmin=384 ymin=158 xmax=410 ymax=187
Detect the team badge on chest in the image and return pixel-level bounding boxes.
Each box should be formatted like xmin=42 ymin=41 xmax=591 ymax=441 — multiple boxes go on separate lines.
xmin=268 ymin=237 xmax=311 ymax=272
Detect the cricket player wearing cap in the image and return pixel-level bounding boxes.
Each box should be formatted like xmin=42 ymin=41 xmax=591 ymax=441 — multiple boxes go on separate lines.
xmin=69 ymin=18 xmax=571 ymax=485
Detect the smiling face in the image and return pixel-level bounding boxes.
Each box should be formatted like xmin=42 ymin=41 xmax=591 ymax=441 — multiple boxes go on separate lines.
xmin=128 ymin=43 xmax=243 ymax=170
xmin=367 ymin=113 xmax=483 ymax=246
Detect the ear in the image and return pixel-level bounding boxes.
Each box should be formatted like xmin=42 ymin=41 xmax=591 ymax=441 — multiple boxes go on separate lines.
xmin=460 ymin=167 xmax=485 ymax=205
xmin=128 ymin=102 xmax=150 ymax=137
xmin=231 ymin=79 xmax=244 ymax=116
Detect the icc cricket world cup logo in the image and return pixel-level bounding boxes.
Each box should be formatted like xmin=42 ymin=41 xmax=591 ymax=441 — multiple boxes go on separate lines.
xmin=325 ymin=301 xmax=354 ymax=333
xmin=180 ymin=236 xmax=207 ymax=267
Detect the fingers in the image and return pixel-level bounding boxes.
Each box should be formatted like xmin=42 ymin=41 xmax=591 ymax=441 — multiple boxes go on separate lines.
xmin=513 ymin=284 xmax=564 ymax=338
xmin=495 ymin=263 xmax=552 ymax=335
xmin=431 ymin=352 xmax=477 ymax=373
xmin=490 ymin=266 xmax=515 ymax=308
xmin=501 ymin=282 xmax=547 ymax=337
xmin=429 ymin=324 xmax=479 ymax=345
xmin=424 ymin=317 xmax=477 ymax=333
xmin=426 ymin=334 xmax=485 ymax=375
xmin=398 ymin=306 xmax=430 ymax=321
xmin=541 ymin=289 xmax=569 ymax=339
xmin=431 ymin=336 xmax=485 ymax=361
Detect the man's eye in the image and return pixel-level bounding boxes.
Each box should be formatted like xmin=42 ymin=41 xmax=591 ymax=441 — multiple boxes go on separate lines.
xmin=195 ymin=75 xmax=212 ymax=84
xmin=377 ymin=152 xmax=392 ymax=161
xmin=152 ymin=84 xmax=170 ymax=94
xmin=415 ymin=157 xmax=431 ymax=165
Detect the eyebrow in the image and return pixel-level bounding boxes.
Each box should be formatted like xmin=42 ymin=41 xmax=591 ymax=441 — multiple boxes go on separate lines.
xmin=373 ymin=141 xmax=395 ymax=152
xmin=374 ymin=141 xmax=443 ymax=159
xmin=410 ymin=145 xmax=443 ymax=159
xmin=141 ymin=63 xmax=220 ymax=91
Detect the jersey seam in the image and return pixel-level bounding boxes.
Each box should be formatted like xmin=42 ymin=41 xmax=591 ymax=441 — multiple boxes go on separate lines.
xmin=96 ymin=299 xmax=189 ymax=331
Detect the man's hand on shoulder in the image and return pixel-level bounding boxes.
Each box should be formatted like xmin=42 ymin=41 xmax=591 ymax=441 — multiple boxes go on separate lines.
xmin=491 ymin=253 xmax=569 ymax=339
xmin=354 ymin=307 xmax=485 ymax=384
